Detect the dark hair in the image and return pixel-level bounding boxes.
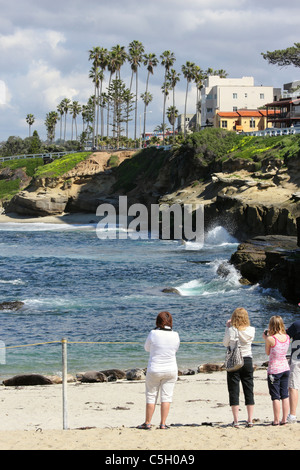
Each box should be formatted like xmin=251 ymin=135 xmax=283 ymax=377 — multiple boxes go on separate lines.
xmin=156 ymin=311 xmax=173 ymax=329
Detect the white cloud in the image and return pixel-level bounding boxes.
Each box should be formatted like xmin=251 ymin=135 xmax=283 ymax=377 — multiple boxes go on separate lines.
xmin=0 ymin=80 xmax=7 ymax=105
xmin=0 ymin=0 xmax=300 ymax=141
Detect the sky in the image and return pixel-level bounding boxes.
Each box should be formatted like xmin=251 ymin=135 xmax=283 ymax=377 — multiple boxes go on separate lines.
xmin=0 ymin=0 xmax=299 ymax=143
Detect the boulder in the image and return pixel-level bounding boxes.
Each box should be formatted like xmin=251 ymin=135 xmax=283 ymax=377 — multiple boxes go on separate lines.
xmin=2 ymin=374 xmax=53 ymax=386
xmin=8 ymin=191 xmax=68 ymax=216
xmin=162 ymin=287 xmax=181 ymax=295
xmin=0 ymin=301 xmax=24 ymax=311
xmin=216 ymin=262 xmax=231 ymax=278
xmin=76 ymin=371 xmax=108 ymax=383
xmin=230 ymin=235 xmax=300 ymax=304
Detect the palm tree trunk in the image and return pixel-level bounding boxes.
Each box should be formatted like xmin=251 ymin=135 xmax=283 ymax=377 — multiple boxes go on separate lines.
xmin=64 ymin=113 xmax=67 ymax=142
xmin=143 ymin=72 xmax=150 ymax=147
xmin=135 ymin=69 xmax=139 ymax=144
xmin=172 ymin=88 xmax=176 ymax=144
xmin=100 ymin=79 xmax=104 ymax=141
xmin=96 ymin=84 xmax=100 ymax=146
xmin=184 ymin=82 xmax=189 ymax=138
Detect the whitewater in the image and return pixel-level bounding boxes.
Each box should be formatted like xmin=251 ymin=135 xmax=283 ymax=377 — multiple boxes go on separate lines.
xmin=0 ymin=222 xmax=298 ymax=378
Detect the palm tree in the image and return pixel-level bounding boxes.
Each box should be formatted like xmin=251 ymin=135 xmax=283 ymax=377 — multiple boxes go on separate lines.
xmin=181 ymin=61 xmax=196 ymax=137
xmin=81 ymin=98 xmax=94 ymax=143
xmin=128 ymin=40 xmax=145 ymax=142
xmin=215 ymin=69 xmax=228 ymax=78
xmin=60 ymin=98 xmax=71 ymax=142
xmin=111 ymin=44 xmax=127 ymax=79
xmin=194 ymin=66 xmax=205 ymax=132
xmin=89 ymin=46 xmax=103 ymax=147
xmin=45 ymin=111 xmax=59 ymax=143
xmin=160 ymin=51 xmax=175 ymax=144
xmin=70 ymin=101 xmax=82 ymax=141
xmin=98 ymin=48 xmax=109 ymax=140
xmin=106 ymin=49 xmax=118 ymax=138
xmin=26 ymin=114 xmax=35 ymax=137
xmin=57 ymin=103 xmax=64 ymax=141
xmin=140 ymin=91 xmax=153 ymax=147
xmin=167 ymin=105 xmax=179 ymax=140
xmin=142 ymin=53 xmax=158 ymax=145
xmin=166 ymin=68 xmax=180 ymax=142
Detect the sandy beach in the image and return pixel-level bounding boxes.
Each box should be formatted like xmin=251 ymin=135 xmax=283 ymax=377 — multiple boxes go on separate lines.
xmin=0 ymin=212 xmax=102 ymax=225
xmin=0 ymin=369 xmax=299 ymax=450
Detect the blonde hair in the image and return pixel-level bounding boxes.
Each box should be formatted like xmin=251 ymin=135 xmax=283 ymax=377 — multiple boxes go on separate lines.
xmin=268 ymin=315 xmax=286 ymax=335
xmin=231 ymin=307 xmax=250 ymax=330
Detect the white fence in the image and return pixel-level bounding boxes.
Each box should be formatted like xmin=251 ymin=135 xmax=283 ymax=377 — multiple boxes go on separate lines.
xmin=245 ymin=127 xmax=300 ymax=137
xmin=0 ymin=151 xmax=70 ymax=163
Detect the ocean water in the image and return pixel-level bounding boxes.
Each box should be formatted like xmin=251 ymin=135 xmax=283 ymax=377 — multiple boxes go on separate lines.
xmin=0 ymin=222 xmax=298 ymax=379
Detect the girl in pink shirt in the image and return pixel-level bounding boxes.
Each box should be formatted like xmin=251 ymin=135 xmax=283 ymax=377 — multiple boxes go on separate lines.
xmin=263 ymin=316 xmax=290 ymax=425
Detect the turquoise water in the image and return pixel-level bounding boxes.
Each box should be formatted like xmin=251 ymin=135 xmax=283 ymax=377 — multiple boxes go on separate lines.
xmin=0 ymin=222 xmax=298 ymax=378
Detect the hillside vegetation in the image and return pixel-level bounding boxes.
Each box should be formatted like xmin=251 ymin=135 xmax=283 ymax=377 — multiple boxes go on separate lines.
xmin=0 ymin=130 xmax=299 ymax=202
xmin=0 ymin=152 xmax=91 ymax=201
xmin=114 ymin=129 xmax=300 ymax=194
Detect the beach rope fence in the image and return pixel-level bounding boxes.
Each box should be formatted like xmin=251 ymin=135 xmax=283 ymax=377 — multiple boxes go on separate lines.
xmin=1 ymin=338 xmax=265 ymax=430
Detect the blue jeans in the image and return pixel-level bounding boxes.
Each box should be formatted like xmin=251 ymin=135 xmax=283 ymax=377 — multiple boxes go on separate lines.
xmin=267 ymin=370 xmax=290 ymax=401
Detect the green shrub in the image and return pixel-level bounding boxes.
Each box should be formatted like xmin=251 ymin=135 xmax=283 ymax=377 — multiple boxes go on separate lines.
xmin=0 ymin=157 xmax=44 ymax=177
xmin=107 ymin=155 xmax=119 ymax=168
xmin=0 ymin=179 xmax=21 ymax=200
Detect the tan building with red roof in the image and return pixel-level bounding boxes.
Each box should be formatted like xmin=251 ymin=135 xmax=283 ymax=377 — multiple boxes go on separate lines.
xmin=214 ymin=109 xmax=277 ymax=133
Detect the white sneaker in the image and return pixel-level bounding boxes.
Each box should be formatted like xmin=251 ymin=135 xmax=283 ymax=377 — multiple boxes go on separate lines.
xmin=287 ymin=414 xmax=297 ymax=424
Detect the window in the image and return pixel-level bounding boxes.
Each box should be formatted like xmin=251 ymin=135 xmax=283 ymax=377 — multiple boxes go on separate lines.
xmin=233 ymin=106 xmax=238 ymax=112
xmin=260 ymin=93 xmax=264 ymax=99
xmin=250 ymin=119 xmax=255 ymax=128
xmin=221 ymin=120 xmax=227 ymax=128
xmin=206 ymin=108 xmax=213 ymax=113
xmin=233 ymin=93 xmax=238 ymax=99
xmin=245 ymin=93 xmax=248 ymax=98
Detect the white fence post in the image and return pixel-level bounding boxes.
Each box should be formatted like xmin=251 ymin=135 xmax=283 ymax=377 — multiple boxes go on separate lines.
xmin=62 ymin=338 xmax=68 ymax=430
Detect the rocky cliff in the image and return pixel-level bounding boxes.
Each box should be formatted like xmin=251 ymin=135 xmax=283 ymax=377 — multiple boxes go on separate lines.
xmin=229 ymin=234 xmax=300 ymax=304
xmin=3 ymin=136 xmax=300 ymax=241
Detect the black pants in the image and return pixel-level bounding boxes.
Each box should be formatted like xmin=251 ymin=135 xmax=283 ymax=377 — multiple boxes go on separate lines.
xmin=227 ymin=357 xmax=254 ymax=406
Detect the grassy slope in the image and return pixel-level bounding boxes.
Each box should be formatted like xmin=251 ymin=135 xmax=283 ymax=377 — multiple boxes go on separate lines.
xmin=114 ymin=131 xmax=300 ymax=193
xmin=0 ymin=133 xmax=299 ymax=201
xmin=33 ymin=152 xmax=92 ymax=178
xmin=0 ymin=152 xmax=91 ymax=201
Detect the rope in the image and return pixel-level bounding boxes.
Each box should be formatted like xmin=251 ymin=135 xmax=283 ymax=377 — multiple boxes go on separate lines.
xmin=0 ymin=340 xmax=264 ymax=349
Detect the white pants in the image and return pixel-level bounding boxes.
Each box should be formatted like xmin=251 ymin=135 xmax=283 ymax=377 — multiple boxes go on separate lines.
xmin=145 ymin=370 xmax=177 ymax=404
xmin=289 ymin=360 xmax=300 ymax=389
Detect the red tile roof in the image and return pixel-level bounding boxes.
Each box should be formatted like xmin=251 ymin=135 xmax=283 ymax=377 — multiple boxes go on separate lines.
xmin=217 ymin=112 xmax=239 ymax=117
xmin=237 ymin=110 xmax=262 ymax=117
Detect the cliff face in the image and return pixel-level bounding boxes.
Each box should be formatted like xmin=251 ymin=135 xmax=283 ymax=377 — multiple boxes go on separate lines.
xmin=3 ymin=133 xmax=300 ymax=242
xmin=5 ymin=151 xmax=135 ymax=216
xmin=230 ymin=235 xmax=300 ymax=304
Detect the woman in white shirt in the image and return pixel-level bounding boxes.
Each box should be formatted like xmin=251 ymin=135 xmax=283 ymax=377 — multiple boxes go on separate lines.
xmin=137 ymin=311 xmax=180 ymax=430
xmin=223 ymin=307 xmax=255 ymax=428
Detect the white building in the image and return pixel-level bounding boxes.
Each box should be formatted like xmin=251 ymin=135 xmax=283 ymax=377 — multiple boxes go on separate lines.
xmin=200 ymin=76 xmax=277 ymax=127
